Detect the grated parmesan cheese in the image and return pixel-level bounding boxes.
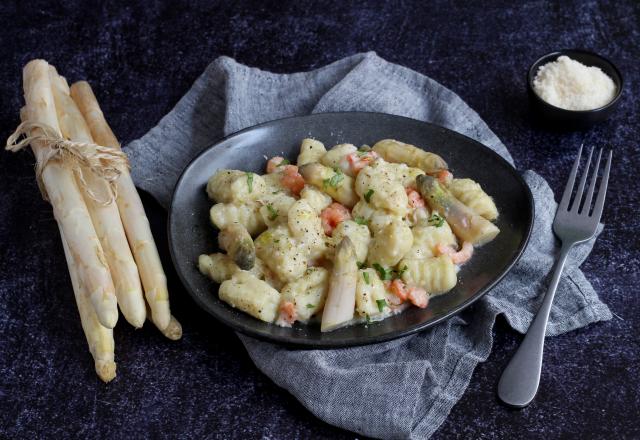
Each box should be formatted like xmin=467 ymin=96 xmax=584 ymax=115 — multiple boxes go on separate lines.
xmin=533 ymin=56 xmax=616 ymax=111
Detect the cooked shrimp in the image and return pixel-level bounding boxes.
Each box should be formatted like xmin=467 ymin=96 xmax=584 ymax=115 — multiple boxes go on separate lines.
xmin=266 ymin=156 xmax=286 ymax=174
xmin=276 ymin=300 xmax=297 ymax=327
xmin=406 ymin=187 xmax=426 ymax=208
xmin=346 ymin=151 xmax=379 ymax=174
xmin=320 ymin=202 xmax=352 ymax=235
xmin=407 ymin=286 xmax=428 ymax=308
xmin=390 ymin=278 xmax=428 ymax=308
xmin=436 ymin=241 xmax=474 ymax=264
xmin=390 ymin=279 xmax=408 ymax=301
xmin=280 ymin=165 xmax=305 ymax=195
xmin=437 ymin=169 xmax=453 ymax=185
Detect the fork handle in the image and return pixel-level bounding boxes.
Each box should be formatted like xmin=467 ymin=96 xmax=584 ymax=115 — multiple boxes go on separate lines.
xmin=497 ymin=242 xmax=573 ymax=408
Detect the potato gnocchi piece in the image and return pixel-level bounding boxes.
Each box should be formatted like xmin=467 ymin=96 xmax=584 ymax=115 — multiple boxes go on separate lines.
xmin=288 ymin=200 xmax=326 ymax=260
xmin=297 ymin=138 xmax=326 ymax=166
xmin=355 ymin=161 xmax=409 ymax=216
xmin=384 ymin=162 xmax=425 ymax=188
xmin=198 ymin=253 xmax=265 ymax=283
xmin=280 ymin=267 xmax=330 ymax=322
xmin=288 ymin=200 xmax=319 ymax=238
xmin=401 ymin=255 xmax=457 ymax=295
xmin=320 ymin=143 xmax=358 ymax=176
xmin=298 ymin=162 xmax=358 ymax=208
xmin=351 ymin=200 xmax=397 ymax=235
xmin=327 ymin=220 xmax=371 ymax=263
xmin=404 ymin=222 xmax=457 ymax=260
xmin=447 ymin=178 xmax=499 ymax=220
xmin=367 ymin=218 xmax=413 ymax=267
xmin=206 ymin=169 xmax=243 ymax=202
xmin=219 ymin=271 xmax=281 ymax=322
xmin=262 ymin=172 xmax=292 ymax=196
xmin=300 ymin=185 xmax=332 ymax=214
xmin=255 ymin=226 xmax=308 ymax=283
xmin=372 ymin=139 xmax=448 ymax=174
xmin=207 ymin=169 xmax=265 ymax=203
xmin=209 ymin=202 xmax=266 ymax=236
xmin=258 ymin=192 xmax=296 ymax=228
xmin=355 ymin=268 xmax=389 ymax=319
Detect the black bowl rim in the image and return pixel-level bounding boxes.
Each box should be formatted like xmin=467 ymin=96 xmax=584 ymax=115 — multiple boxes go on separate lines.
xmin=168 ymin=111 xmax=535 ymax=348
xmin=527 ymin=48 xmax=624 ymax=114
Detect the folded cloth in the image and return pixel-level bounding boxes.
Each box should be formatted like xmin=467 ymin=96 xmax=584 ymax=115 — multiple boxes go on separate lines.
xmin=125 ymin=52 xmax=611 ymax=439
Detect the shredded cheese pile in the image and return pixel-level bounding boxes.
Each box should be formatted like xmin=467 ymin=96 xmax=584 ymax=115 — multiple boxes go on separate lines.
xmin=533 ymin=55 xmax=616 ymax=111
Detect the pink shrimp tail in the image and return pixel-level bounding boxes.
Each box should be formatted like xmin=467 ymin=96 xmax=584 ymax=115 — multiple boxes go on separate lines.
xmin=407 ymin=287 xmax=429 ymax=308
xmin=276 ymin=301 xmax=297 ymax=327
xmin=436 ymin=242 xmax=473 ymax=264
xmin=266 ymin=156 xmax=285 ymax=173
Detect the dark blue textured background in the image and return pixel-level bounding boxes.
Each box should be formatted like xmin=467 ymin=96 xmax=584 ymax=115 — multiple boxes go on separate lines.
xmin=1 ymin=1 xmax=638 ymax=438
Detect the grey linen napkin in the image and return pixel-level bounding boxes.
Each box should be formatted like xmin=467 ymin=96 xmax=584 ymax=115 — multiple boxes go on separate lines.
xmin=126 ymin=52 xmax=611 ymax=439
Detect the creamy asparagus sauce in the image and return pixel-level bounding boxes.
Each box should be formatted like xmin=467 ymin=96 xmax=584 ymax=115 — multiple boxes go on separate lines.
xmin=198 ymin=138 xmax=500 ymax=332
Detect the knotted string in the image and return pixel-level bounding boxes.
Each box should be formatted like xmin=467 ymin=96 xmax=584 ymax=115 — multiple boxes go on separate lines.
xmin=5 ymin=121 xmax=129 ymax=205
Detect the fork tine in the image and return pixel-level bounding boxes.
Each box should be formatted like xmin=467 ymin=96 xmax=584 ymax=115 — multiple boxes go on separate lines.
xmin=582 ymin=148 xmax=603 ymax=215
xmin=558 ymin=144 xmax=583 ymax=211
xmin=591 ymin=150 xmax=612 ymax=221
xmin=571 ymin=146 xmax=594 ymax=212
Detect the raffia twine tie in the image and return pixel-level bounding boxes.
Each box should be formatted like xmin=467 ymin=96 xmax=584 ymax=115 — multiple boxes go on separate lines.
xmin=5 ymin=121 xmax=129 ymax=206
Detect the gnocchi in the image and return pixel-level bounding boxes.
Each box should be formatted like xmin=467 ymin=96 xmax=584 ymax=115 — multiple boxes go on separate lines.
xmin=219 ymin=271 xmax=281 ymax=322
xmin=448 ymin=178 xmax=499 ymax=220
xmin=199 ymin=137 xmax=500 ymax=331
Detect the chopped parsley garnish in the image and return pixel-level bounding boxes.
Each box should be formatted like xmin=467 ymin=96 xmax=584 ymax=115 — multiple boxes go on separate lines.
xmin=354 ymin=217 xmax=369 ymax=225
xmin=362 ymin=271 xmax=370 ymax=284
xmin=364 ymin=189 xmax=374 ymax=203
xmin=365 ymin=314 xmax=372 ymax=324
xmin=428 ymin=213 xmax=445 ymax=227
xmin=373 ymin=263 xmax=393 ymax=281
xmin=376 ymin=299 xmax=387 ymax=312
xmin=357 ymin=261 xmax=367 ymax=269
xmin=266 ymin=204 xmax=278 ymax=221
xmin=323 ymin=169 xmax=344 ymax=189
xmin=246 ymin=172 xmax=254 ymax=193
xmin=274 ymin=238 xmax=280 ymax=243
xmin=278 ymin=158 xmax=290 ymax=166
xmin=306 ymin=304 xmax=315 ymax=309
xmin=395 ymin=265 xmax=408 ymax=279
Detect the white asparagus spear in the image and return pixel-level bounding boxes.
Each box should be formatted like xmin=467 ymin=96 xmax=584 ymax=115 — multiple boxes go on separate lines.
xmin=49 ymin=69 xmax=147 ymax=328
xmin=22 ymin=60 xmax=118 ymax=328
xmin=321 ymin=237 xmax=358 ymax=332
xmin=22 ymin=106 xmax=116 ymax=381
xmin=70 ymin=81 xmax=174 ymax=331
xmin=60 ymin=227 xmax=117 ymax=382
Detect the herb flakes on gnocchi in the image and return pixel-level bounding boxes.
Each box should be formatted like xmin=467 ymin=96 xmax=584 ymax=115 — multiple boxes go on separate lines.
xmin=198 ymin=138 xmax=500 ymax=332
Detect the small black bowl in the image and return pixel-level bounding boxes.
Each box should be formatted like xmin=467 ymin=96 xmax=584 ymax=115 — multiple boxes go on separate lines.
xmin=527 ymin=49 xmax=623 ymax=130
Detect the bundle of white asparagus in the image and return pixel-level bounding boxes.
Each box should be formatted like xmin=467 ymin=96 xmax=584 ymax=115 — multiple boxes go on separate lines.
xmin=10 ymin=59 xmax=181 ymax=382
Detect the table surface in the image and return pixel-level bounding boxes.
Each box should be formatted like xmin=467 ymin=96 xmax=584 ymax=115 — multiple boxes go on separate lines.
xmin=1 ymin=1 xmax=638 ymax=438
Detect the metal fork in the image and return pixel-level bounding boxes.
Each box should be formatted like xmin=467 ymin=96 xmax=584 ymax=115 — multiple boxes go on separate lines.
xmin=497 ymin=145 xmax=612 ymax=408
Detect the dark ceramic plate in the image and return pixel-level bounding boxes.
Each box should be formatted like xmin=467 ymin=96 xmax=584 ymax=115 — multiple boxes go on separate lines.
xmin=169 ymin=112 xmax=534 ymax=348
